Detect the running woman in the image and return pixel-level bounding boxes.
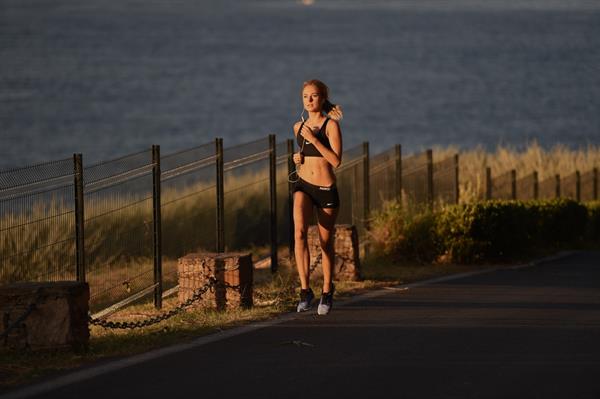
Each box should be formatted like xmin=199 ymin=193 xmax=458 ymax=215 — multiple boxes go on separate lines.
xmin=292 ymin=79 xmax=343 ymax=315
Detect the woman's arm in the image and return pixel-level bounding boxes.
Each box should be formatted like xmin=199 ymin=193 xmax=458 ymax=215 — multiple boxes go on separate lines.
xmin=292 ymin=121 xmax=304 ymax=165
xmin=302 ymin=120 xmax=342 ymax=168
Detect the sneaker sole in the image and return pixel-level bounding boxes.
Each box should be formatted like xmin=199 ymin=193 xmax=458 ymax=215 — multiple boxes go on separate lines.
xmin=317 ymin=305 xmax=331 ymax=315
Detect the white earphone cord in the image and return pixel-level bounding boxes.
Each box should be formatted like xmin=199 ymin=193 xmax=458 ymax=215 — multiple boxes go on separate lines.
xmin=288 ymin=113 xmax=307 ymax=184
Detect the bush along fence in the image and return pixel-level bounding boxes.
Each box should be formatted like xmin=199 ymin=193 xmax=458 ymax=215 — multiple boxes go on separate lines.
xmin=432 ymin=198 xmax=600 ymax=263
xmin=1 ymin=136 xmax=598 ymax=315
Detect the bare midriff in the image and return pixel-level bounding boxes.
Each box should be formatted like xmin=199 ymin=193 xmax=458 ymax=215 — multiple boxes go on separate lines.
xmin=298 ymin=157 xmax=336 ymax=187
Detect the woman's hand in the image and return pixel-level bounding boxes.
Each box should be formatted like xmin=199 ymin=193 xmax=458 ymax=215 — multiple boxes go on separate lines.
xmin=328 ymin=105 xmax=343 ymax=121
xmin=299 ymin=124 xmax=317 ymax=143
xmin=293 ymin=152 xmax=304 ymax=165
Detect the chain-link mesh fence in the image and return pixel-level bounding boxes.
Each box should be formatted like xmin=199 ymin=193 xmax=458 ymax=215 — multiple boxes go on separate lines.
xmin=276 ymin=140 xmax=292 ymax=260
xmin=3 ymin=137 xmax=598 ymax=319
xmin=0 ymin=158 xmax=76 ymax=284
xmin=516 ymin=171 xmax=537 ymax=201
xmin=539 ymin=174 xmax=559 ymax=199
xmin=491 ymin=170 xmax=515 ymax=200
xmin=337 ymin=144 xmax=367 ymax=239
xmin=402 ymin=151 xmax=429 ymax=211
xmin=369 ymin=147 xmax=398 ymax=213
xmin=223 ymin=137 xmax=271 ymax=253
xmin=561 ymin=171 xmax=580 ymax=201
xmin=160 ymin=142 xmax=217 ymax=292
xmin=433 ymin=154 xmax=458 ymax=208
xmin=580 ymin=168 xmax=598 ymax=202
xmin=83 ymin=149 xmax=155 ymax=312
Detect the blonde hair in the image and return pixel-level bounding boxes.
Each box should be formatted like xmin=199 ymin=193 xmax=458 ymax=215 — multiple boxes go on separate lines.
xmin=302 ymin=79 xmax=343 ymax=121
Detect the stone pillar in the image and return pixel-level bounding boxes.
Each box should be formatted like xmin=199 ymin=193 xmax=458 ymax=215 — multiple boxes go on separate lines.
xmin=178 ymin=252 xmax=253 ymax=310
xmin=307 ymin=224 xmax=361 ymax=281
xmin=0 ymin=282 xmax=89 ymax=351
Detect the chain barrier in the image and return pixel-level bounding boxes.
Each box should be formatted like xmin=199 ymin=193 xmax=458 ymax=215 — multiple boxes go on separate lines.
xmin=309 ymin=251 xmax=355 ymax=273
xmin=1 ymin=291 xmax=42 ymax=340
xmin=88 ymin=277 xmax=241 ymax=330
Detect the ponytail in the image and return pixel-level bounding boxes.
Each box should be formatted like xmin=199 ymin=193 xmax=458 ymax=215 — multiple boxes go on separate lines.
xmin=303 ymin=79 xmax=343 ymax=121
xmin=323 ymin=99 xmax=343 ymax=121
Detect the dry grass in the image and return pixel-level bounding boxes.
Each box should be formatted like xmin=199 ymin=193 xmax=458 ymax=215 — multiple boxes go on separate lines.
xmin=430 ymin=140 xmax=600 ymax=203
xmin=1 ymin=170 xmax=277 ymax=310
xmin=3 ymin=142 xmax=598 ymax=283
xmin=1 ymin=141 xmax=598 ymax=389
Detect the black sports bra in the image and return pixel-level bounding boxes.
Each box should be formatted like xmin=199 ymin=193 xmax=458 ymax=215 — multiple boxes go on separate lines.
xmin=296 ymin=118 xmax=332 ymax=157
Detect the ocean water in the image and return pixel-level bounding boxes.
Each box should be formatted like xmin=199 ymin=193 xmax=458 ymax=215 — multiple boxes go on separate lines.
xmin=1 ymin=0 xmax=599 ymax=170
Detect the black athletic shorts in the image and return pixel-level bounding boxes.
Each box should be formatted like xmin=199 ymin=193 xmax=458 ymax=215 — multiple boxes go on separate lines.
xmin=292 ymin=177 xmax=340 ymax=209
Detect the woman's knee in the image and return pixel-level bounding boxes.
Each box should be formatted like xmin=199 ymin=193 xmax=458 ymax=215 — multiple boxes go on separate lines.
xmin=295 ymin=227 xmax=308 ymax=243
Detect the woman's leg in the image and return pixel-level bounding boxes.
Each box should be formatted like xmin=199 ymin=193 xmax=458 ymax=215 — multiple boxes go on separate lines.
xmin=293 ymin=191 xmax=313 ymax=289
xmin=316 ymin=207 xmax=338 ymax=293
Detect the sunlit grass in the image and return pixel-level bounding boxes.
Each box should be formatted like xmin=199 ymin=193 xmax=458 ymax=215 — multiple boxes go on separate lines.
xmin=0 ymin=170 xmax=275 ymax=295
xmin=1 ymin=141 xmax=599 ymax=389
xmin=430 ymin=139 xmax=600 ymax=203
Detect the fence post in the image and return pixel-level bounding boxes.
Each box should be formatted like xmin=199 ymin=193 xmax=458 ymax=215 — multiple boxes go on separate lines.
xmin=576 ymin=171 xmax=581 ymax=202
xmin=594 ymin=168 xmax=598 ymax=201
xmin=511 ymin=169 xmax=516 ymax=200
xmin=73 ymin=153 xmax=85 ymax=283
xmin=454 ymin=154 xmax=459 ymax=204
xmin=426 ymin=149 xmax=433 ymax=209
xmin=485 ymin=167 xmax=492 ymax=200
xmin=363 ymin=142 xmax=370 ymax=231
xmin=533 ymin=171 xmax=539 ymax=200
xmin=269 ymin=134 xmax=278 ymax=273
xmin=287 ymin=139 xmax=295 ymax=260
xmin=362 ymin=141 xmax=371 ymax=256
xmin=395 ymin=144 xmax=402 ymax=204
xmin=216 ymin=138 xmax=225 ymax=253
xmin=152 ymin=145 xmax=163 ymax=309
xmin=352 ymin=164 xmax=359 ymax=226
xmin=555 ymin=174 xmax=561 ymax=198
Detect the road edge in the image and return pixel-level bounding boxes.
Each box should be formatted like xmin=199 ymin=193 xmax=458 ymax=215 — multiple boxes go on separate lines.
xmin=0 ymin=250 xmax=578 ymax=399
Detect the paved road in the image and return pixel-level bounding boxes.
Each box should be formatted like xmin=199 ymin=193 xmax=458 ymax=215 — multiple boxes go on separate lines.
xmin=5 ymin=251 xmax=600 ymax=399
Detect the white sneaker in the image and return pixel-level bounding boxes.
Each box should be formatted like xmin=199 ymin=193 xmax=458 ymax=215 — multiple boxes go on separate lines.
xmin=317 ymin=283 xmax=335 ymax=315
xmin=297 ymin=288 xmax=314 ymax=312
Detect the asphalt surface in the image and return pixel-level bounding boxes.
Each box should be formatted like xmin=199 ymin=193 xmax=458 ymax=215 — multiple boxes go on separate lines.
xmin=5 ymin=250 xmax=600 ymax=399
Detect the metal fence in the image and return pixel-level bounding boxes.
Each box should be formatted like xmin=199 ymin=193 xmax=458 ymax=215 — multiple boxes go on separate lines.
xmin=516 ymin=172 xmax=538 ymax=201
xmin=581 ymin=168 xmax=599 ymax=202
xmin=539 ymin=174 xmax=560 ymax=199
xmin=0 ymin=158 xmax=77 ymax=284
xmin=1 ymin=136 xmax=597 ymax=315
xmin=83 ymin=149 xmax=155 ymax=312
xmin=160 ymin=142 xmax=217 ymax=295
xmin=485 ymin=167 xmax=598 ymax=203
xmin=336 ymin=144 xmax=368 ymax=237
xmin=486 ymin=168 xmax=516 ymax=200
xmin=401 ymin=150 xmax=431 ymax=211
xmin=369 ymin=146 xmax=400 ymax=213
xmin=222 ymin=137 xmax=271 ymax=252
xmin=277 ymin=140 xmax=293 ymax=259
xmin=433 ymin=154 xmax=459 ymax=208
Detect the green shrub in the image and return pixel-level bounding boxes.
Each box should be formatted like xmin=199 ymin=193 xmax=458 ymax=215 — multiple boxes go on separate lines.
xmin=438 ymin=199 xmax=589 ymax=263
xmin=527 ymin=198 xmax=588 ymax=247
xmin=369 ymin=198 xmax=593 ymax=264
xmin=436 ymin=201 xmax=536 ymax=263
xmin=369 ymin=201 xmax=441 ymax=263
xmin=584 ymin=201 xmax=600 ymax=241
xmin=368 ymin=200 xmax=406 ymax=256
